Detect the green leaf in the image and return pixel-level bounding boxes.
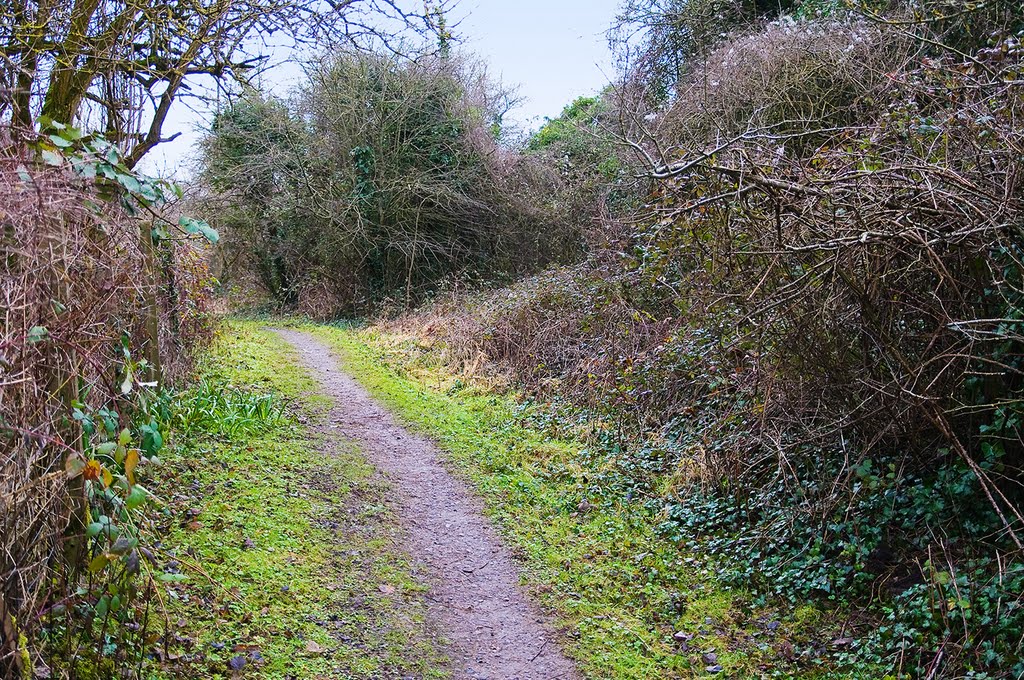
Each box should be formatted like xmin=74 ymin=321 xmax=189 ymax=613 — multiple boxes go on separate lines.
xmin=116 ymin=172 xmax=142 ymax=194
xmin=96 ymin=442 xmax=117 ymax=457
xmin=78 ymin=162 xmax=97 ymax=179
xmin=41 ymin=150 xmax=63 ymax=166
xmin=88 ymin=554 xmax=109 ymax=573
xmin=86 ymin=522 xmax=105 ymax=539
xmin=27 ymin=326 xmax=49 ymax=344
xmin=94 ymin=595 xmax=109 ymax=620
xmin=141 ymin=424 xmax=163 ymax=456
xmin=125 ymin=485 xmax=149 ymax=510
xmin=178 ymin=216 xmax=219 ymax=244
xmin=48 ymin=134 xmax=73 ymax=148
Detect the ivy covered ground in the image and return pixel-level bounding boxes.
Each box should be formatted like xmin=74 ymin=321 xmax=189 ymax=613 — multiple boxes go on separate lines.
xmin=150 ymin=319 xmax=1020 ymax=678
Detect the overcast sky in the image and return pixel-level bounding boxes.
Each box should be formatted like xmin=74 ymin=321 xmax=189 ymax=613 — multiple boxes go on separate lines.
xmin=138 ymin=0 xmax=622 ymax=179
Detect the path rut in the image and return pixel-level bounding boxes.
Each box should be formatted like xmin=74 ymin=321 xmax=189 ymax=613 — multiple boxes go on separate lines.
xmin=274 ymin=329 xmax=580 ymax=680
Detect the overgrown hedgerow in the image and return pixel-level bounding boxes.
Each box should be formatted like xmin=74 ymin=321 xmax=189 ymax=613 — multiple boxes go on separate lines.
xmin=376 ymin=9 xmax=1024 ymax=678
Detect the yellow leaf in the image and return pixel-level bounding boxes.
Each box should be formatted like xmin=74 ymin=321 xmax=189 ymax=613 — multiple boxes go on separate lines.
xmin=88 ymin=553 xmax=109 ymax=573
xmin=125 ymin=448 xmax=140 ymax=487
xmin=101 ymin=467 xmax=112 ymax=488
xmin=83 ymin=459 xmax=101 ymax=482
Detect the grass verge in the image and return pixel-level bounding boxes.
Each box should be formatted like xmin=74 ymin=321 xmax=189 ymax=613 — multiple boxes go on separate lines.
xmin=148 ymin=320 xmax=446 ymax=679
xmin=302 ymin=322 xmax=849 ymax=679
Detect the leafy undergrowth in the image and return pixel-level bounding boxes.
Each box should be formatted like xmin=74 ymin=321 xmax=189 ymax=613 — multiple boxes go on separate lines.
xmin=302 ymin=322 xmax=866 ymax=679
xmin=148 ymin=321 xmax=446 ymax=679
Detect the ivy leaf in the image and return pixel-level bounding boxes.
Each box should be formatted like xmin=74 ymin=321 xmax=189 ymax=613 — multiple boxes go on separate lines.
xmin=116 ymin=172 xmax=142 ymax=194
xmin=125 ymin=484 xmax=148 ymax=510
xmin=41 ymin=150 xmax=63 ymax=166
xmin=86 ymin=522 xmax=105 ymax=539
xmin=141 ymin=423 xmax=163 ymax=456
xmin=94 ymin=595 xmax=109 ymax=620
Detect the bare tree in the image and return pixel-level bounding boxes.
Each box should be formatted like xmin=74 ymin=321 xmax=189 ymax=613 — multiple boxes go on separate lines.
xmin=0 ymin=0 xmax=445 ymax=165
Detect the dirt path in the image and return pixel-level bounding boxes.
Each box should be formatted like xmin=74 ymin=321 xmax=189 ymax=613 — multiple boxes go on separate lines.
xmin=274 ymin=329 xmax=580 ymax=680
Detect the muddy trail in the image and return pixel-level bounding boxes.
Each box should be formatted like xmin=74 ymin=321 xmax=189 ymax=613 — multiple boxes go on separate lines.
xmin=273 ymin=329 xmax=579 ymax=680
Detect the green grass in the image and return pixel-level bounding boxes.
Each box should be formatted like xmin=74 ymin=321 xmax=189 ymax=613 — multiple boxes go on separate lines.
xmin=148 ymin=321 xmax=446 ymax=679
xmin=300 ymin=323 xmax=837 ymax=679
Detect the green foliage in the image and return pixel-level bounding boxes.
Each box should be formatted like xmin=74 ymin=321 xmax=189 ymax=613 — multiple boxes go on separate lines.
xmin=527 ymin=92 xmax=631 ymax=207
xmin=31 ymin=120 xmax=217 ymax=243
xmin=44 ymin=350 xmax=172 ymax=674
xmin=171 ymin=378 xmax=286 ymax=439
xmin=529 ymin=96 xmax=601 ymax=151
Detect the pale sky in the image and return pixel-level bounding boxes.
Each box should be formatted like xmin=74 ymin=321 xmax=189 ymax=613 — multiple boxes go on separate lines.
xmin=139 ymin=0 xmax=621 ymax=179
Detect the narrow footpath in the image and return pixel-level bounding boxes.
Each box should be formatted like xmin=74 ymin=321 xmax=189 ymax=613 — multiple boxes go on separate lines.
xmin=273 ymin=329 xmax=580 ymax=680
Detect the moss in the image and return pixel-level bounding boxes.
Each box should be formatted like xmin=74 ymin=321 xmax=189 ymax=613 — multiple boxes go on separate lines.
xmin=148 ymin=321 xmax=446 ymax=679
xmin=17 ymin=625 xmax=31 ymax=680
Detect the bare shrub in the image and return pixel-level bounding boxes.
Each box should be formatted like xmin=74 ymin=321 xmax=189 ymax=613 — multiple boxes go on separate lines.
xmin=653 ymin=19 xmax=914 ymax=157
xmin=0 ymin=134 xmax=212 ymax=676
xmin=381 ymin=18 xmax=1024 ymax=673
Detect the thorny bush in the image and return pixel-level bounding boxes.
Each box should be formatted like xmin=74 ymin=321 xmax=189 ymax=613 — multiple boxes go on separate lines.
xmin=0 ymin=126 xmax=216 ymax=678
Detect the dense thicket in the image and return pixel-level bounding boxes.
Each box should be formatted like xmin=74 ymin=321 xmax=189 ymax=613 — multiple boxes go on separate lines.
xmin=0 ymin=132 xmax=214 ymax=677
xmin=202 ymin=52 xmax=584 ymax=316
xmin=372 ymin=3 xmax=1024 ymax=677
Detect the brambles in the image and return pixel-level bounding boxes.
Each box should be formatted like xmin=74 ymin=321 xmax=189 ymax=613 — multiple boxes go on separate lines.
xmin=0 ymin=129 xmax=215 ymax=677
xmin=374 ymin=7 xmax=1024 ymax=677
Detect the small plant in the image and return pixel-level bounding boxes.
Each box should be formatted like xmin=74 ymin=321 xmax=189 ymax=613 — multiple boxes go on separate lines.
xmin=171 ymin=378 xmax=288 ymax=439
xmin=43 ymin=355 xmax=173 ymax=675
